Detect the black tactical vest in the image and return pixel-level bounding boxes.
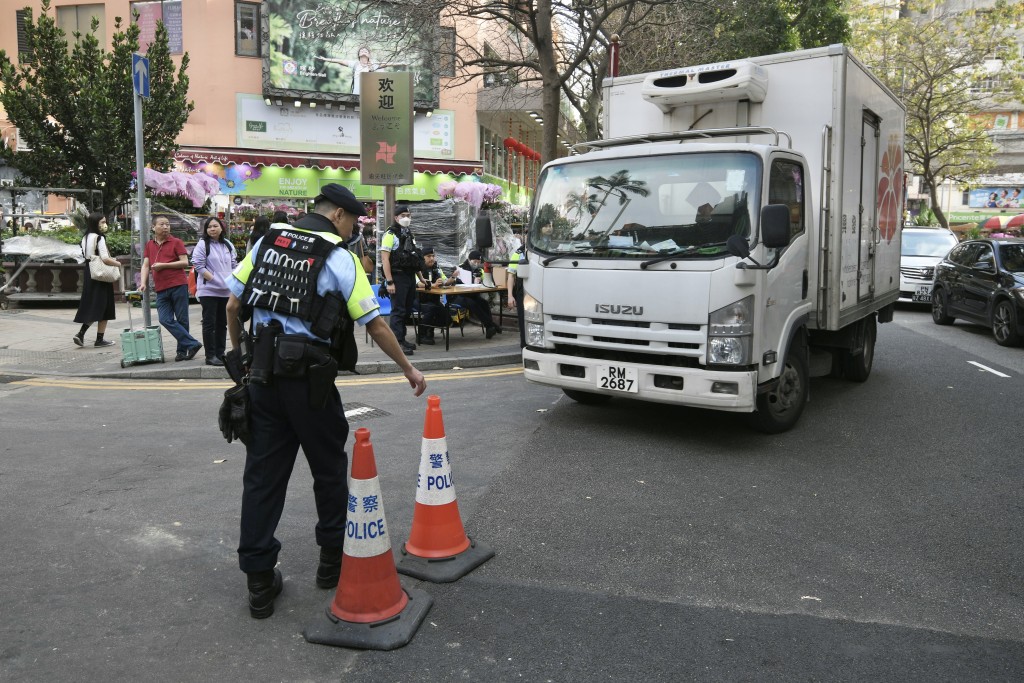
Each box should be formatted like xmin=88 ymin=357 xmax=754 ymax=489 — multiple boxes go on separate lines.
xmin=241 ymin=227 xmax=339 ymax=322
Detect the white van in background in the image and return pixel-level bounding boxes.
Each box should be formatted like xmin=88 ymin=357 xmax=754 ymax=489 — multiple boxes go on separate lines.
xmin=899 ymin=226 xmax=959 ymax=303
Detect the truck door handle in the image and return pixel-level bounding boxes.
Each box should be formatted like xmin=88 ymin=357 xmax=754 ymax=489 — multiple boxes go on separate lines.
xmin=802 ymin=269 xmax=808 ymax=299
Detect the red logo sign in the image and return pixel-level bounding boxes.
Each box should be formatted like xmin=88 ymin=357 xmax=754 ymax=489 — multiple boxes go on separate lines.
xmin=375 ymin=142 xmax=397 ymax=164
xmin=877 ymin=136 xmax=903 ymax=243
xmin=274 ymin=235 xmax=291 ymax=248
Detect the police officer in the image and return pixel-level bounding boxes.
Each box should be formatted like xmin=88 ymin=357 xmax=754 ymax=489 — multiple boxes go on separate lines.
xmin=225 ymin=183 xmax=426 ymax=619
xmin=507 ymin=241 xmax=526 ymax=348
xmin=380 ymin=203 xmax=419 ymax=354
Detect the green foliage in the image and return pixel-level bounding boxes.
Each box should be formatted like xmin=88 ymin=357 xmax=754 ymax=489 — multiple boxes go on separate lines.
xmin=0 ymin=0 xmax=194 ymax=214
xmin=964 ymin=226 xmax=983 ymax=240
xmin=620 ymin=0 xmax=849 ymax=75
xmin=851 ymin=0 xmax=1024 ymax=229
xmin=913 ymin=206 xmax=936 ymax=227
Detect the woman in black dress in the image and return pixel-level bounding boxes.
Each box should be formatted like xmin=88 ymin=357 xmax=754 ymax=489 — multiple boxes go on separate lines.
xmin=73 ymin=212 xmax=119 ymax=347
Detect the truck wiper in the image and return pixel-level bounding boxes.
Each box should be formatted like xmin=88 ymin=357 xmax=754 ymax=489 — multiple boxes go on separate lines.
xmin=639 ymin=246 xmax=699 ymax=269
xmin=542 ymin=250 xmax=591 ymax=266
xmin=639 ymin=242 xmax=729 ymax=269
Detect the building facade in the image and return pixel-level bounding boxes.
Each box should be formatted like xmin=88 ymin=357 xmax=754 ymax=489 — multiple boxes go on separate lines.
xmin=0 ymin=0 xmax=551 ymax=215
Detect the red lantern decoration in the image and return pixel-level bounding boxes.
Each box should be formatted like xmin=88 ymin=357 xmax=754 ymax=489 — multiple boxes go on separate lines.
xmin=503 ymin=137 xmax=516 ymax=150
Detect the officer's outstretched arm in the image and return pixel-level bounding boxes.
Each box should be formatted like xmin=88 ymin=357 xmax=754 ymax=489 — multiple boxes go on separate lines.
xmin=227 ymin=294 xmax=242 ymax=349
xmin=365 ymin=316 xmax=426 ymax=396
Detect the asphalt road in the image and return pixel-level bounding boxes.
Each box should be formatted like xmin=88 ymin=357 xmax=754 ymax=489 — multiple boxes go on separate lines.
xmin=1 ymin=306 xmax=1021 ymax=682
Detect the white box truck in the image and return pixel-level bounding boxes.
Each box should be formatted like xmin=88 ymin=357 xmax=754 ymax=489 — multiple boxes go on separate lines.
xmin=517 ymin=45 xmax=905 ymax=432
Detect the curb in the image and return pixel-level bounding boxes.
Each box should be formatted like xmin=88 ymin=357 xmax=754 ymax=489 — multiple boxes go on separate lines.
xmin=0 ymin=350 xmax=524 ymax=382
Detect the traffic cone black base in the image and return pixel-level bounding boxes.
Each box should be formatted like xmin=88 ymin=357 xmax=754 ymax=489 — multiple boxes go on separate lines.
xmin=303 ymin=587 xmax=433 ymax=651
xmin=397 ymin=536 xmax=494 ymax=583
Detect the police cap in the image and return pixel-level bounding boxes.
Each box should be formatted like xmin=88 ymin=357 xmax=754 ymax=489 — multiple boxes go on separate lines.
xmin=468 ymin=250 xmax=482 ymax=260
xmin=317 ymin=183 xmax=367 ymax=216
xmin=421 ymin=246 xmax=435 ymax=255
xmin=395 ymin=203 xmax=411 ymax=216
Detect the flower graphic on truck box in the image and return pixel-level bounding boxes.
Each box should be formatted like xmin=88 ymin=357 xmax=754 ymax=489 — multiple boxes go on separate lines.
xmin=877 ymin=135 xmax=903 ymax=243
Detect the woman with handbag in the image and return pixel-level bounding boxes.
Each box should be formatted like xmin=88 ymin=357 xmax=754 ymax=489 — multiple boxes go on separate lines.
xmin=73 ymin=212 xmax=120 ymax=347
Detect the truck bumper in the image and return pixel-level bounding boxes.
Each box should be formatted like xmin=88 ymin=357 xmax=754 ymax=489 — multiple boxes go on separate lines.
xmin=522 ymin=349 xmax=758 ymax=412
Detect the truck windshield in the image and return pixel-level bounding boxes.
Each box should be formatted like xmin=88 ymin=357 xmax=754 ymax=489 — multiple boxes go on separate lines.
xmin=528 ymin=152 xmax=762 ymax=259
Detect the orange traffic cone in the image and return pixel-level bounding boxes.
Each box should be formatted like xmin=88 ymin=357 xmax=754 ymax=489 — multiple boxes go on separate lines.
xmin=397 ymin=395 xmax=494 ymax=583
xmin=304 ymin=428 xmax=432 ymax=650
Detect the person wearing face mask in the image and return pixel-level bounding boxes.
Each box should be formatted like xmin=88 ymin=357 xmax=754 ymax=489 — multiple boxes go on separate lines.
xmin=379 ymin=203 xmax=421 ymax=354
xmin=225 ymin=183 xmax=425 ymax=619
xmin=139 ymin=216 xmax=203 ymax=361
xmin=72 ymin=212 xmax=120 ymax=347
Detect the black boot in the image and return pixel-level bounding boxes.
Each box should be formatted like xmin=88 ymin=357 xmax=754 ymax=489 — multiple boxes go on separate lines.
xmin=315 ymin=546 xmax=343 ymax=589
xmin=247 ymin=568 xmax=283 ymax=619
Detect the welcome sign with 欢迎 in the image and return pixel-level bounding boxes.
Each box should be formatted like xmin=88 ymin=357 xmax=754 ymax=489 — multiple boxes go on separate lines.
xmin=360 ymin=72 xmax=413 ymax=186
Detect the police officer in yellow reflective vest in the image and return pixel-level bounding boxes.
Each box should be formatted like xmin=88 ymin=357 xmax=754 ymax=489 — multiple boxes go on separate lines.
xmin=226 ymin=184 xmax=426 ymax=619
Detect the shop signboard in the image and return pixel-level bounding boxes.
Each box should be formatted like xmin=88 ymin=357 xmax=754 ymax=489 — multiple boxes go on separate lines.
xmin=968 ymin=186 xmax=1024 ymax=209
xmin=176 ymin=162 xmax=453 ymax=201
xmin=132 ymin=0 xmax=183 ymax=54
xmin=235 ymin=94 xmax=453 ymax=158
xmin=263 ymin=0 xmax=439 ymax=109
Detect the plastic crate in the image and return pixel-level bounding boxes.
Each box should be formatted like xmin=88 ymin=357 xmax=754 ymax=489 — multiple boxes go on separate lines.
xmin=119 ymin=326 xmax=165 ymax=367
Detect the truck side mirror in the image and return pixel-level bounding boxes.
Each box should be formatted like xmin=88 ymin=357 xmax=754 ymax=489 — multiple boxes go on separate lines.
xmin=726 ymin=234 xmax=750 ymax=259
xmin=761 ymin=204 xmax=791 ymax=249
xmin=476 ymin=213 xmax=493 ymax=249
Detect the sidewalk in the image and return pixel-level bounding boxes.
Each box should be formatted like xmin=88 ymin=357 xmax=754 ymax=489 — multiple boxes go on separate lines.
xmin=0 ymin=299 xmax=522 ymax=380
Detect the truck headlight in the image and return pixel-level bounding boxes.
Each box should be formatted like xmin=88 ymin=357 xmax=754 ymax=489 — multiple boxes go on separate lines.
xmin=708 ymin=295 xmax=753 ymax=365
xmin=524 ymin=294 xmax=544 ymax=345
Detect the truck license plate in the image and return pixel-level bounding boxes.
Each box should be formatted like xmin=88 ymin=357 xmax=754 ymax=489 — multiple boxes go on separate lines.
xmin=596 ymin=365 xmax=638 ymax=393
xmin=912 ymin=285 xmax=932 ymax=303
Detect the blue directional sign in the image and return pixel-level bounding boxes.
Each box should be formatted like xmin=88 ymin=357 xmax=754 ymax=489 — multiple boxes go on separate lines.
xmin=132 ymin=53 xmax=150 ymax=98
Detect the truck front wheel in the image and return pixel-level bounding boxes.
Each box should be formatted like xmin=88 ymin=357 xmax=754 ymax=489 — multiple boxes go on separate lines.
xmin=562 ymin=389 xmax=612 ymax=405
xmin=748 ymin=343 xmax=807 ymax=434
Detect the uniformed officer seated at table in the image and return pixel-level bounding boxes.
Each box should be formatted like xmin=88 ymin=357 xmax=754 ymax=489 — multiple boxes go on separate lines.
xmin=455 ymin=250 xmax=501 ymax=339
xmin=225 ymin=183 xmax=426 ymax=619
xmin=414 ymin=246 xmax=455 ymax=345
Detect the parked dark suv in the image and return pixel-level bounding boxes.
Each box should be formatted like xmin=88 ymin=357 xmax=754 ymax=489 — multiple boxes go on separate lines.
xmin=931 ymin=238 xmax=1024 ymax=346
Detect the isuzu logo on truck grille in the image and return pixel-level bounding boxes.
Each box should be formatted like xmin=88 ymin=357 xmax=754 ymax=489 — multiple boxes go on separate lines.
xmin=595 ymin=304 xmax=644 ymax=315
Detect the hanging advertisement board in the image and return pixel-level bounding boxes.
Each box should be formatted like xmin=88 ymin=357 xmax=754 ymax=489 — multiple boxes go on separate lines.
xmin=263 ymin=0 xmax=439 ymax=109
xmin=235 ymin=94 xmax=453 ymax=158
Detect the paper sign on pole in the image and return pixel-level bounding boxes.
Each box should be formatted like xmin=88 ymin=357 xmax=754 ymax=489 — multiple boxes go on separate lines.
xmin=359 ymin=72 xmax=414 ymax=186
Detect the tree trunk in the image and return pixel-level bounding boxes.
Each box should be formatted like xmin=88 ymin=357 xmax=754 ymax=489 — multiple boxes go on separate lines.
xmin=535 ymin=0 xmax=561 ymax=164
xmin=926 ymin=173 xmax=949 ymax=231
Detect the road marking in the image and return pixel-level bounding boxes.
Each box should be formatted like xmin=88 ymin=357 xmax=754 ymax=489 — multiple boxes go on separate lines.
xmin=967 ymin=361 xmax=1010 ymax=378
xmin=10 ymin=366 xmax=523 ymax=392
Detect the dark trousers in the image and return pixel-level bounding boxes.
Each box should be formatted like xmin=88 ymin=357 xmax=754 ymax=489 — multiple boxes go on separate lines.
xmin=199 ymin=296 xmax=227 ymax=360
xmin=455 ymin=293 xmax=495 ymax=328
xmin=238 ymin=377 xmax=349 ymax=573
xmin=416 ymin=298 xmax=446 ymax=340
xmin=389 ymin=270 xmax=416 ymax=343
xmin=155 ymin=284 xmax=199 ymax=355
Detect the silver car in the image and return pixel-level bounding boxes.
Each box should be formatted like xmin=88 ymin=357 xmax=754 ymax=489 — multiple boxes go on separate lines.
xmin=899 ymin=226 xmax=960 ymax=303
